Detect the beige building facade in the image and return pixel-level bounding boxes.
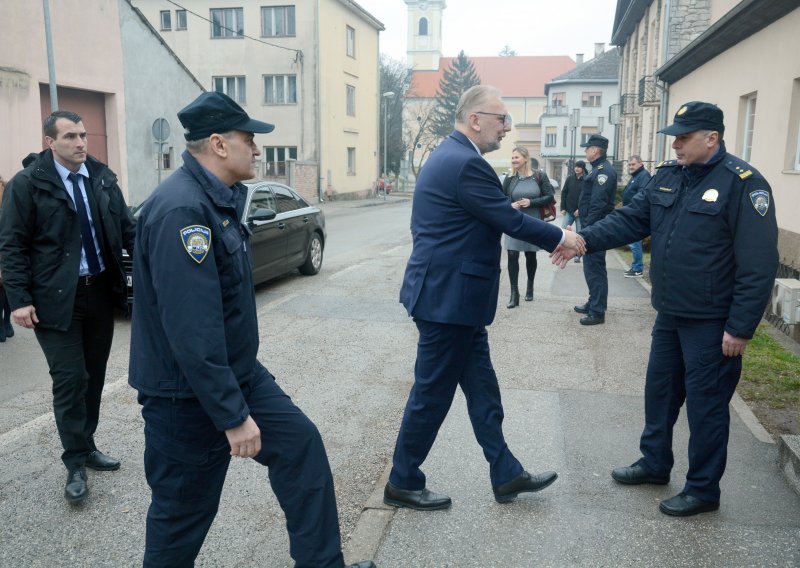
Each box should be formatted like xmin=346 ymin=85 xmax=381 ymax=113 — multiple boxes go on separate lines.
xmin=133 ymin=0 xmax=383 ymax=200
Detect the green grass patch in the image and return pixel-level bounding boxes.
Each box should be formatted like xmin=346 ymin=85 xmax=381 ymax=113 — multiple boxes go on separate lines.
xmin=739 ymin=325 xmax=800 ymax=411
xmin=615 ymin=247 xmax=651 ymax=272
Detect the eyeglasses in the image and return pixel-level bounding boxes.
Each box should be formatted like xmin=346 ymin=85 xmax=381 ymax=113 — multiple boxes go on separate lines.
xmin=475 ymin=111 xmax=512 ymax=126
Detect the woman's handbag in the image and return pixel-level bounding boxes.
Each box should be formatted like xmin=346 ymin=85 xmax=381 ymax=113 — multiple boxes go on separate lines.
xmin=539 ymin=201 xmax=557 ymax=222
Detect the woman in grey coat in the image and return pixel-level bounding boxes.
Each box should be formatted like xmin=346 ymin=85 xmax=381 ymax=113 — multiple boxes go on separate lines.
xmin=502 ymin=146 xmax=555 ymax=308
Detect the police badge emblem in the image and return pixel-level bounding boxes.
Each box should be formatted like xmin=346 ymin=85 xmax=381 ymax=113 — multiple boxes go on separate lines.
xmin=597 ymin=174 xmax=608 ymax=185
xmin=180 ymin=225 xmax=211 ymax=264
xmin=749 ymin=190 xmax=769 ymax=217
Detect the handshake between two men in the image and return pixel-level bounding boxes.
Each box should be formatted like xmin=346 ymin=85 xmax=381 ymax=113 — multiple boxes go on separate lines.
xmin=552 ymin=225 xmax=586 ymax=268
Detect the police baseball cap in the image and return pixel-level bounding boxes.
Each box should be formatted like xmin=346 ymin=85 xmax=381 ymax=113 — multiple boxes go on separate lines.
xmin=658 ymin=101 xmax=725 ymax=136
xmin=178 ymin=91 xmax=275 ymax=141
xmin=580 ymin=134 xmax=609 ymax=150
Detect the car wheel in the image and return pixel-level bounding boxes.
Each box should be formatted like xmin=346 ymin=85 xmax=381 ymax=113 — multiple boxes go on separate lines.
xmin=299 ymin=232 xmax=323 ymax=275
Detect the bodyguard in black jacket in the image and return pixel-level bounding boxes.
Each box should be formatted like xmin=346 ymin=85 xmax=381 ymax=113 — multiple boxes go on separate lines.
xmin=0 ymin=111 xmax=135 ymax=504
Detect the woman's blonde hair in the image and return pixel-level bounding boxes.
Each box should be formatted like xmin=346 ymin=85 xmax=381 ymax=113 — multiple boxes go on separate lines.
xmin=511 ymin=146 xmax=532 ymax=177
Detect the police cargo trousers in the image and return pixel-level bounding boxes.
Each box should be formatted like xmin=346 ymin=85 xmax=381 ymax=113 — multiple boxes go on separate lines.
xmin=141 ymin=366 xmax=344 ymax=568
xmin=636 ymin=314 xmax=741 ymax=503
xmin=582 ymin=250 xmax=608 ymax=315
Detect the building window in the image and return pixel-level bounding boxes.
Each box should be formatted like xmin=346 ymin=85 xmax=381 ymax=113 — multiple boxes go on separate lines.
xmin=419 ymin=17 xmax=428 ymax=36
xmin=545 ymin=127 xmax=557 ymax=147
xmin=213 ymin=76 xmax=246 ymax=104
xmin=346 ymin=85 xmax=356 ymax=117
xmin=211 ymin=8 xmax=243 ymax=38
xmin=262 ymin=5 xmax=295 ymax=37
xmin=160 ymin=10 xmax=171 ymax=30
xmin=264 ymin=75 xmax=297 ymax=104
xmin=346 ymin=26 xmax=355 ymax=57
xmin=582 ymin=92 xmax=602 ymax=107
xmin=159 ymin=147 xmax=174 ymax=170
xmin=563 ymin=126 xmax=568 ymax=142
xmin=264 ymin=147 xmax=297 ymax=177
xmin=551 ymin=92 xmax=566 ymax=107
xmin=176 ymin=9 xmax=187 ymax=30
xmin=347 ymin=147 xmax=356 ymax=175
xmin=742 ymin=93 xmax=757 ymax=162
xmin=580 ymin=126 xmax=598 ymax=144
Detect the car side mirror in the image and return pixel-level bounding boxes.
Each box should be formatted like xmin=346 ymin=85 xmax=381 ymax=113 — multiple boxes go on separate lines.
xmin=249 ymin=208 xmax=277 ymax=225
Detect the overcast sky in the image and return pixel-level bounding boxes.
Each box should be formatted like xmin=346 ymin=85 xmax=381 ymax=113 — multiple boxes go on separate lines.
xmin=356 ymin=0 xmax=619 ymax=62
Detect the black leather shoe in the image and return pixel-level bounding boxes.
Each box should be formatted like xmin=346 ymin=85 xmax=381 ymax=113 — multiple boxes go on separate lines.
xmin=65 ymin=467 xmax=88 ymax=503
xmin=611 ymin=464 xmax=669 ymax=485
xmin=493 ymin=470 xmax=558 ymax=503
xmin=383 ymin=482 xmax=452 ymax=510
xmin=347 ymin=562 xmax=376 ymax=568
xmin=86 ymin=450 xmax=121 ymax=471
xmin=573 ymin=303 xmax=589 ymax=314
xmin=659 ymin=492 xmax=719 ymax=517
xmin=580 ymin=313 xmax=605 ymax=325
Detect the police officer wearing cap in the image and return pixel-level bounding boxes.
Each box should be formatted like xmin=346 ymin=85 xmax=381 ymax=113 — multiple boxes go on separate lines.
xmin=573 ymin=134 xmax=617 ymax=325
xmin=552 ymin=101 xmax=778 ymax=516
xmin=129 ymin=92 xmax=375 ymax=568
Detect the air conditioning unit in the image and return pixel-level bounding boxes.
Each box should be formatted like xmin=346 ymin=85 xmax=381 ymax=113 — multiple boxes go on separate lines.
xmin=772 ymin=278 xmax=800 ymax=325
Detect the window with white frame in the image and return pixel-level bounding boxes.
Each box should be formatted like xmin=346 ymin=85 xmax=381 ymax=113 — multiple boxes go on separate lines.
xmin=742 ymin=93 xmax=757 ymax=162
xmin=551 ymin=92 xmax=566 ymax=107
xmin=211 ymin=8 xmax=243 ymax=38
xmin=262 ymin=6 xmax=295 ymax=37
xmin=213 ymin=76 xmax=246 ymax=104
xmin=545 ymin=127 xmax=557 ymax=147
xmin=264 ymin=75 xmax=297 ymax=104
xmin=159 ymin=146 xmax=174 ymax=170
xmin=160 ymin=10 xmax=171 ymax=30
xmin=419 ymin=17 xmax=428 ymax=36
xmin=176 ymin=9 xmax=187 ymax=30
xmin=263 ymin=147 xmax=297 ymax=177
xmin=347 ymin=147 xmax=356 ymax=175
xmin=346 ymin=26 xmax=355 ymax=57
xmin=581 ymin=126 xmax=598 ymax=144
xmin=582 ymin=91 xmax=602 ymax=107
xmin=563 ymin=125 xmax=568 ymax=142
xmin=346 ymin=85 xmax=356 ymax=117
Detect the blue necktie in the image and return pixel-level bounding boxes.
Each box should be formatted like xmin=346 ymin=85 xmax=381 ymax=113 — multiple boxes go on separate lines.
xmin=68 ymin=173 xmax=102 ymax=275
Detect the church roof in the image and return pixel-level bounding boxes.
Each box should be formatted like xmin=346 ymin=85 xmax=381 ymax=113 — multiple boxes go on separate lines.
xmin=407 ymin=55 xmax=576 ymax=98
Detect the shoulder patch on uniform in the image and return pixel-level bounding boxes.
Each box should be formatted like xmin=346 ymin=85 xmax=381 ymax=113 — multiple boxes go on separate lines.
xmin=180 ymin=225 xmax=211 ymax=264
xmin=739 ymin=170 xmax=753 ymax=179
xmin=749 ymin=190 xmax=769 ymax=217
xmin=597 ymin=174 xmax=608 ymax=185
xmin=656 ymin=160 xmax=678 ymax=168
xmin=724 ymin=159 xmax=757 ymax=180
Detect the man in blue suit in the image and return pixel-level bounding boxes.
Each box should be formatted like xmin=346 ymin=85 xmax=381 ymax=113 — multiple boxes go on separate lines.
xmin=384 ymin=86 xmax=586 ymax=510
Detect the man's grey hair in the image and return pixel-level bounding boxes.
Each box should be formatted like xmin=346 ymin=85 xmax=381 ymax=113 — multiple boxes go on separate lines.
xmin=629 ymin=155 xmax=643 ymax=163
xmin=185 ymin=131 xmax=234 ymax=154
xmin=455 ymin=85 xmax=502 ymax=124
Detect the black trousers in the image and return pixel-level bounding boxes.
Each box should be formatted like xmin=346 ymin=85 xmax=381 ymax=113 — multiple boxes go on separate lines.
xmin=35 ymin=274 xmax=114 ymax=470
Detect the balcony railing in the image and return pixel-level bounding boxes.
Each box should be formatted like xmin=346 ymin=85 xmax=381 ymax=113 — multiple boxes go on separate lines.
xmin=620 ymin=94 xmax=637 ymax=116
xmin=638 ymin=76 xmax=661 ymax=106
xmin=542 ymin=105 xmax=570 ymax=117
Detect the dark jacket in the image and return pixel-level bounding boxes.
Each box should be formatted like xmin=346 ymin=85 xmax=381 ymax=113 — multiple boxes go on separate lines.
xmin=0 ymin=150 xmax=135 ymax=330
xmin=622 ymin=165 xmax=651 ymax=206
xmin=129 ymin=151 xmax=257 ymax=431
xmin=399 ymin=131 xmax=562 ymax=327
xmin=502 ymin=170 xmax=555 ymax=218
xmin=579 ymin=142 xmax=778 ymax=338
xmin=559 ymin=173 xmax=584 ymax=213
xmin=578 ymin=156 xmax=617 ymax=226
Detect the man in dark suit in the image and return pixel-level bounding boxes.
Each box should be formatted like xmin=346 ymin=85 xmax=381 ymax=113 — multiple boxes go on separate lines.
xmin=384 ymin=86 xmax=586 ymax=510
xmin=0 ymin=111 xmax=135 ymax=504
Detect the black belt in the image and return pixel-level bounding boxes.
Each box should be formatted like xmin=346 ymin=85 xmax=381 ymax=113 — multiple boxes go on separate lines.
xmin=78 ymin=272 xmax=104 ymax=286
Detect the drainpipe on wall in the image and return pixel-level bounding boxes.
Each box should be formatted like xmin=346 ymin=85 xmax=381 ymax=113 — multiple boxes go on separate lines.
xmin=656 ymin=0 xmax=672 ymax=161
xmin=316 ymin=0 xmax=323 ymax=201
xmin=43 ymin=0 xmax=58 ymax=110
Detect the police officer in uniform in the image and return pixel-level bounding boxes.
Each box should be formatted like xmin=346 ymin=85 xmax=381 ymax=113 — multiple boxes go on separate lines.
xmin=129 ymin=92 xmax=375 ymax=567
xmin=573 ymin=134 xmax=617 ymax=325
xmin=552 ymin=102 xmax=778 ymax=516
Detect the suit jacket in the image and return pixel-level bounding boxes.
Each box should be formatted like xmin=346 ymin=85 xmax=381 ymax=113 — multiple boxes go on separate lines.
xmin=399 ymin=131 xmax=562 ymax=327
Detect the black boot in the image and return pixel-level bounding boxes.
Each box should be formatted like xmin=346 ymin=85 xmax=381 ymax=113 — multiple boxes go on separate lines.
xmin=507 ymin=285 xmax=519 ymax=309
xmin=524 ymin=280 xmax=534 ymax=301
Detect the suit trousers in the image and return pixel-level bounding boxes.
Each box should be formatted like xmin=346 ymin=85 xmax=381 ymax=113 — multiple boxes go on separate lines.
xmin=140 ymin=365 xmax=344 ymax=568
xmin=34 ymin=274 xmax=114 ymax=470
xmin=582 ymin=249 xmax=607 ymax=315
xmin=636 ymin=313 xmax=741 ymax=502
xmin=389 ymin=319 xmax=524 ymax=490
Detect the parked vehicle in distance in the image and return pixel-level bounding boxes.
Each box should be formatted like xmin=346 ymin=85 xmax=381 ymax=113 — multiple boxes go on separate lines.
xmin=123 ymin=181 xmax=326 ymax=308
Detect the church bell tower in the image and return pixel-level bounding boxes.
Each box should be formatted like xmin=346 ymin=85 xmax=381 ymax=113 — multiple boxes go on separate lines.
xmin=405 ymin=0 xmax=446 ymax=70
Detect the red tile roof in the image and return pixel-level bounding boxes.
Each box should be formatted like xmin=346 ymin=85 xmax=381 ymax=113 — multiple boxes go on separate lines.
xmin=408 ymin=56 xmax=576 ymax=98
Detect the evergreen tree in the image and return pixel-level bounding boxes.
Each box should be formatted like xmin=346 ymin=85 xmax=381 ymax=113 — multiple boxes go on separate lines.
xmin=430 ymin=51 xmax=481 ymax=140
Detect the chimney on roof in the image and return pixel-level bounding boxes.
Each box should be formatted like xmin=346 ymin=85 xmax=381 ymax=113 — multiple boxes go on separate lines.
xmin=576 ymin=53 xmax=584 ymax=65
xmin=594 ymin=43 xmax=605 ymax=58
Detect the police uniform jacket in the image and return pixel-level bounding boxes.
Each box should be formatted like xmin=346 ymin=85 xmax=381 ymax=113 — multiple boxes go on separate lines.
xmin=129 ymin=151 xmax=257 ymax=431
xmin=399 ymin=130 xmax=562 ymax=327
xmin=580 ymin=142 xmax=778 ymax=339
xmin=0 ymin=149 xmax=135 ymax=330
xmin=622 ymin=166 xmax=651 ymax=206
xmin=578 ymin=156 xmax=617 ymax=226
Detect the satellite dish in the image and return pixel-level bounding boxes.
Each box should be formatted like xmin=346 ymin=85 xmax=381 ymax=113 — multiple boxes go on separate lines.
xmin=152 ymin=118 xmax=170 ymax=142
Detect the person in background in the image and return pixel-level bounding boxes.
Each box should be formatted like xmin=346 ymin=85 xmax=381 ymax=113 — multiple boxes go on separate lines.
xmin=502 ymin=145 xmax=555 ymax=307
xmin=559 ymin=160 xmax=586 ymax=263
xmin=621 ymin=155 xmax=651 ymax=277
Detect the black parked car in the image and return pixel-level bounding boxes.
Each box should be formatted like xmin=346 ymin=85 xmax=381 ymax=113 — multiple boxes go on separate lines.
xmin=123 ymin=181 xmax=325 ymax=307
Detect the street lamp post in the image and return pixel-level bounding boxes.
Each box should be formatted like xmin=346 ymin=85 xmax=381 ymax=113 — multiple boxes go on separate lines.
xmin=569 ymin=108 xmax=581 ymax=169
xmin=382 ymin=91 xmax=395 ymax=184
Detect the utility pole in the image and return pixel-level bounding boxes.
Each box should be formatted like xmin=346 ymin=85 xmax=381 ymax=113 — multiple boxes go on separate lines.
xmin=43 ymin=0 xmax=58 ymax=111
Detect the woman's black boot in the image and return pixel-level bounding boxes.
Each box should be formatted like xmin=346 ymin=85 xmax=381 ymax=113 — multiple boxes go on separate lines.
xmin=507 ymin=285 xmax=519 ymax=309
xmin=524 ymin=280 xmax=534 ymax=301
